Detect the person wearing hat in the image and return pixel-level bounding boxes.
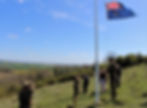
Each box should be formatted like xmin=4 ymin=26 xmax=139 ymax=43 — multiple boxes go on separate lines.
xmin=107 ymin=57 xmax=118 ymax=102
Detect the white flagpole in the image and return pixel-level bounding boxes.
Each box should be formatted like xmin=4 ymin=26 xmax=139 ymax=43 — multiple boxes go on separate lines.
xmin=94 ymin=0 xmax=100 ymax=105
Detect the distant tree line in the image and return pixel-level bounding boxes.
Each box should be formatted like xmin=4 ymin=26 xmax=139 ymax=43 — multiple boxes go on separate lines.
xmin=115 ymin=54 xmax=147 ymax=68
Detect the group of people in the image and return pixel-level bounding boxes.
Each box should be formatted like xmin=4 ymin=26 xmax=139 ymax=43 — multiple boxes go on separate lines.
xmin=72 ymin=75 xmax=90 ymax=107
xmin=18 ymin=57 xmax=122 ymax=108
xmin=72 ymin=57 xmax=122 ymax=107
xmin=18 ymin=75 xmax=90 ymax=108
xmin=99 ymin=57 xmax=122 ymax=102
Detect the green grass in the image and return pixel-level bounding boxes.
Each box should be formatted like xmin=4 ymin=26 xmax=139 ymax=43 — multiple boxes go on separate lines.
xmin=1 ymin=64 xmax=147 ymax=108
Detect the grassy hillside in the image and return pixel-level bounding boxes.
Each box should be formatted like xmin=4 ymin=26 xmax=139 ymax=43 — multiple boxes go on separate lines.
xmin=0 ymin=64 xmax=147 ymax=108
xmin=0 ymin=61 xmax=93 ymax=98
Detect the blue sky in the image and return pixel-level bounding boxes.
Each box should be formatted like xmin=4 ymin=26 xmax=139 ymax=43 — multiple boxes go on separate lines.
xmin=0 ymin=0 xmax=146 ymax=64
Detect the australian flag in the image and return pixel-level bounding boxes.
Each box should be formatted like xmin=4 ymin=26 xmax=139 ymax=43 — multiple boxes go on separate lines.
xmin=106 ymin=2 xmax=135 ymax=19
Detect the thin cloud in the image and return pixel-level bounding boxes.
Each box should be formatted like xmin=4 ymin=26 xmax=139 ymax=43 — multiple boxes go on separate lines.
xmin=99 ymin=25 xmax=107 ymax=33
xmin=18 ymin=0 xmax=24 ymax=4
xmin=51 ymin=11 xmax=78 ymax=21
xmin=65 ymin=0 xmax=91 ymax=15
xmin=65 ymin=52 xmax=93 ymax=64
xmin=8 ymin=34 xmax=18 ymax=39
xmin=51 ymin=11 xmax=93 ymax=27
xmin=25 ymin=27 xmax=32 ymax=32
xmin=65 ymin=0 xmax=88 ymax=9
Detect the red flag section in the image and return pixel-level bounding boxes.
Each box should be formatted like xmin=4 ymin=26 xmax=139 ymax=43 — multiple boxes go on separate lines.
xmin=106 ymin=2 xmax=121 ymax=10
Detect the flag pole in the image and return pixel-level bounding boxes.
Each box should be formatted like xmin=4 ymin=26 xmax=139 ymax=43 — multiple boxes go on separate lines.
xmin=94 ymin=0 xmax=99 ymax=105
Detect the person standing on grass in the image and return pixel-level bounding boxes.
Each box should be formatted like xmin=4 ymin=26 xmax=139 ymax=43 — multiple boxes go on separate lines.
xmin=82 ymin=75 xmax=90 ymax=94
xmin=99 ymin=68 xmax=107 ymax=93
xmin=73 ymin=76 xmax=80 ymax=107
xmin=19 ymin=81 xmax=33 ymax=108
xmin=107 ymin=57 xmax=119 ymax=102
xmin=116 ymin=64 xmax=122 ymax=88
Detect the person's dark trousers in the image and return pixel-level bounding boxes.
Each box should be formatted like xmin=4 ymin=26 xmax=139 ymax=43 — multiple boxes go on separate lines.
xmin=19 ymin=105 xmax=30 ymax=108
xmin=110 ymin=79 xmax=117 ymax=101
xmin=116 ymin=75 xmax=121 ymax=88
xmin=83 ymin=81 xmax=89 ymax=94
xmin=83 ymin=85 xmax=88 ymax=94
xmin=116 ymin=68 xmax=122 ymax=88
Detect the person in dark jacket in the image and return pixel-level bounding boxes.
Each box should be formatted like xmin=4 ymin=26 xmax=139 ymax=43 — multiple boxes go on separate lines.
xmin=107 ymin=57 xmax=118 ymax=101
xmin=82 ymin=75 xmax=90 ymax=94
xmin=116 ymin=64 xmax=122 ymax=88
xmin=19 ymin=81 xmax=33 ymax=108
xmin=73 ymin=76 xmax=80 ymax=107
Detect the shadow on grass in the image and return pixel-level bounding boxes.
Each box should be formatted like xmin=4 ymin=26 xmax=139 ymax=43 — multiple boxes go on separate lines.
xmin=87 ymin=105 xmax=95 ymax=108
xmin=87 ymin=100 xmax=124 ymax=108
xmin=142 ymin=92 xmax=147 ymax=98
xmin=112 ymin=100 xmax=124 ymax=106
xmin=59 ymin=97 xmax=72 ymax=102
xmin=67 ymin=105 xmax=74 ymax=108
xmin=90 ymin=90 xmax=109 ymax=97
xmin=140 ymin=92 xmax=147 ymax=107
xmin=140 ymin=102 xmax=147 ymax=107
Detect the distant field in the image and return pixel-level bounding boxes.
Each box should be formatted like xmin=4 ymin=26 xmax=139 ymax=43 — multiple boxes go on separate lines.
xmin=0 ymin=64 xmax=147 ymax=108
